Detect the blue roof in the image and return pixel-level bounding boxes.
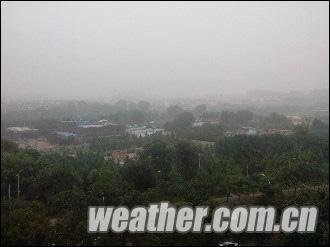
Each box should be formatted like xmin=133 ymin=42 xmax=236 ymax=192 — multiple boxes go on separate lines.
xmin=76 ymin=120 xmax=90 ymax=126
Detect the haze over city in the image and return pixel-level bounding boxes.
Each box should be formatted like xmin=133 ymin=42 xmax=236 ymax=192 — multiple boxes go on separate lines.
xmin=1 ymin=2 xmax=329 ymax=247
xmin=1 ymin=1 xmax=329 ymax=101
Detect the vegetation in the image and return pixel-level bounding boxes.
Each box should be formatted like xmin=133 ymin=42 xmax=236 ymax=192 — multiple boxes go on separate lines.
xmin=1 ymin=123 xmax=329 ymax=245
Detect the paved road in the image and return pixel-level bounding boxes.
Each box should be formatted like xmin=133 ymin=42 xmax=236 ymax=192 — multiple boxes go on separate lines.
xmin=213 ymin=184 xmax=329 ymax=204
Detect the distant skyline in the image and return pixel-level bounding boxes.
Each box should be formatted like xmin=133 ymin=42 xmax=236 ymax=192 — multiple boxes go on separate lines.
xmin=1 ymin=1 xmax=329 ymax=101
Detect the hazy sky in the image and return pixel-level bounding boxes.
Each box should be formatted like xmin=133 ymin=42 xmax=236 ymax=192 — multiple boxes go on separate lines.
xmin=1 ymin=1 xmax=329 ymax=100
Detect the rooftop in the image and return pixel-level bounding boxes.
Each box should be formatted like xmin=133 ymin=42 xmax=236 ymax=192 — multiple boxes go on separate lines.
xmin=55 ymin=131 xmax=77 ymax=137
xmin=7 ymin=127 xmax=38 ymax=132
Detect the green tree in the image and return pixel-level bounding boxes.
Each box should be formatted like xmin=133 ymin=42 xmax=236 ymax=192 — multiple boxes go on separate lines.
xmin=175 ymin=141 xmax=198 ymax=179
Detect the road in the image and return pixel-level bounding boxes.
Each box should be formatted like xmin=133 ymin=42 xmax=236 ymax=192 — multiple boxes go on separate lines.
xmin=213 ymin=184 xmax=329 ymax=204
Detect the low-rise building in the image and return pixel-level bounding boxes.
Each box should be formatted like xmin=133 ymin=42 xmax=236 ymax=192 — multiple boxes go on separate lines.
xmin=192 ymin=120 xmax=220 ymax=127
xmin=6 ymin=126 xmax=39 ymax=139
xmin=111 ymin=150 xmax=128 ymax=164
xmin=7 ymin=127 xmax=38 ymax=132
xmin=108 ymin=148 xmax=141 ymax=164
xmin=127 ymin=152 xmax=137 ymax=160
xmin=126 ymin=125 xmax=165 ymax=137
xmin=264 ymin=129 xmax=294 ymax=136
xmin=237 ymin=127 xmax=258 ymax=135
xmin=60 ymin=119 xmax=123 ymax=137
xmin=224 ymin=127 xmax=258 ymax=137
xmin=224 ymin=127 xmax=294 ymax=137
xmin=287 ymin=115 xmax=304 ymax=126
xmin=55 ymin=131 xmax=77 ymax=138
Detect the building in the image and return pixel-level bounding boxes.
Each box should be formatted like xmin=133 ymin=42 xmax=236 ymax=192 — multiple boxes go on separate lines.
xmin=224 ymin=127 xmax=293 ymax=137
xmin=239 ymin=127 xmax=258 ymax=135
xmin=126 ymin=125 xmax=165 ymax=137
xmin=224 ymin=127 xmax=258 ymax=137
xmin=55 ymin=131 xmax=77 ymax=137
xmin=192 ymin=119 xmax=220 ymax=127
xmin=77 ymin=119 xmax=118 ymax=129
xmin=287 ymin=115 xmax=304 ymax=126
xmin=7 ymin=127 xmax=38 ymax=132
xmin=111 ymin=150 xmax=128 ymax=164
xmin=55 ymin=131 xmax=77 ymax=138
xmin=108 ymin=148 xmax=140 ymax=164
xmin=6 ymin=126 xmax=39 ymax=139
xmin=60 ymin=119 xmax=124 ymax=137
xmin=78 ymin=124 xmax=124 ymax=137
xmin=127 ymin=152 xmax=137 ymax=160
xmin=51 ymin=131 xmax=77 ymax=145
xmin=264 ymin=129 xmax=294 ymax=136
xmin=97 ymin=119 xmax=118 ymax=126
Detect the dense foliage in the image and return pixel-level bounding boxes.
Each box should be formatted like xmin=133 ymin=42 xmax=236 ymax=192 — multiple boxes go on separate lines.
xmin=1 ymin=126 xmax=329 ymax=245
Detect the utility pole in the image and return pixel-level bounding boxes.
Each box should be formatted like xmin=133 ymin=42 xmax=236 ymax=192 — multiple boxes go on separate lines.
xmin=17 ymin=173 xmax=20 ymax=198
xmin=8 ymin=184 xmax=11 ymax=200
xmin=246 ymin=164 xmax=249 ymax=177
xmin=16 ymin=169 xmax=23 ymax=199
xmin=198 ymin=153 xmax=201 ymax=169
xmin=101 ymin=192 xmax=105 ymax=204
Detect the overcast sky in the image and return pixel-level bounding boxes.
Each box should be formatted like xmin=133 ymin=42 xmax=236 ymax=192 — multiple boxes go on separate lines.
xmin=1 ymin=1 xmax=329 ymax=101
